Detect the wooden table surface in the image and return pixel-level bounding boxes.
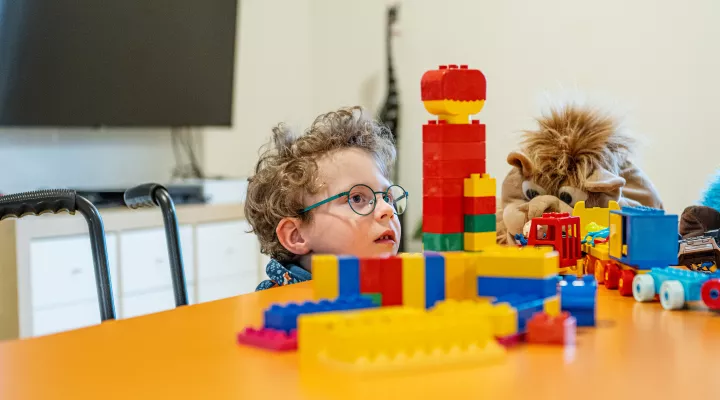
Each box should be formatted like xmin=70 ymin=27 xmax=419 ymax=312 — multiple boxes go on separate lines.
xmin=0 ymin=281 xmax=717 ymax=400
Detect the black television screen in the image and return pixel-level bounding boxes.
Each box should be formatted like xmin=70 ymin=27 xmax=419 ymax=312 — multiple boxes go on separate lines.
xmin=0 ymin=0 xmax=238 ymax=127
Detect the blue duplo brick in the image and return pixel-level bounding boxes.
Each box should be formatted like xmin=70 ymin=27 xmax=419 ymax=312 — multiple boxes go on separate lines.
xmin=424 ymin=252 xmax=446 ymax=309
xmin=477 ymin=276 xmax=558 ymax=298
xmin=338 ymin=255 xmax=360 ymax=297
xmin=263 ymin=295 xmax=376 ymax=332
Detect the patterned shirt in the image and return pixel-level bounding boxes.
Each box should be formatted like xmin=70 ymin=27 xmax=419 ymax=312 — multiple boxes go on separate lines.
xmin=255 ymin=258 xmax=312 ymax=291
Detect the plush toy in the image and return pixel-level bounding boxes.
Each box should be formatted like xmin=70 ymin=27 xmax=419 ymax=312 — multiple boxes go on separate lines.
xmin=496 ymin=103 xmax=664 ymax=244
xmin=679 ymin=171 xmax=720 ymax=238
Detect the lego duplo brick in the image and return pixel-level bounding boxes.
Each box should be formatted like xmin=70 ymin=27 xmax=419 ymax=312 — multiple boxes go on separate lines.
xmin=312 ymin=255 xmax=339 ymax=300
xmin=421 ymin=65 xmax=487 ymax=102
xmin=526 ymin=311 xmax=576 ymax=345
xmin=298 ymin=307 xmax=424 ymax=368
xmin=359 ymin=257 xmax=383 ymax=295
xmin=424 ymin=232 xmax=464 ymax=252
xmin=423 ymin=195 xmax=463 ymax=216
xmin=477 ymin=276 xmax=559 ymax=299
xmin=464 ymin=196 xmax=496 ymax=215
xmin=379 ymin=257 xmax=403 ymax=306
xmin=299 ymin=305 xmax=505 ymax=375
xmin=424 ymin=215 xmax=464 ymax=233
xmin=423 ymin=120 xmax=486 ymax=143
xmin=463 ymin=232 xmax=496 ymax=252
xmin=424 ymin=159 xmax=486 ymax=179
xmin=423 ymin=142 xmax=486 ymax=162
xmin=464 ymin=173 xmax=496 ymax=197
xmin=264 ymin=296 xmax=377 ymax=333
xmin=464 ymin=214 xmax=496 ymax=233
xmin=431 ymin=299 xmax=517 ymax=337
xmin=559 ymin=275 xmax=598 ymax=309
xmin=572 ymin=200 xmax=620 ymax=238
xmin=424 ymin=252 xmax=446 ymax=309
xmin=475 ymin=246 xmax=559 ymax=279
xmin=237 ymin=328 xmax=298 ymax=351
xmin=424 ymin=178 xmax=464 ymax=197
xmin=439 ymin=251 xmax=477 ymax=300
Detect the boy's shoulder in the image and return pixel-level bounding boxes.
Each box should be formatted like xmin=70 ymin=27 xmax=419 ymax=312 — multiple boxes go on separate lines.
xmin=255 ymin=258 xmax=312 ymax=291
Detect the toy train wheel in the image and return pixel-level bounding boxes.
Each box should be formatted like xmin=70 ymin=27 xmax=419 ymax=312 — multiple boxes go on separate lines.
xmin=659 ymin=281 xmax=685 ymax=310
xmin=632 ymin=274 xmax=655 ymax=302
xmin=604 ymin=263 xmax=620 ymax=289
xmin=594 ymin=260 xmax=605 ymax=284
xmin=618 ymin=270 xmax=636 ymax=296
xmin=700 ymin=279 xmax=720 ymax=310
xmin=585 ymin=255 xmax=595 ymax=274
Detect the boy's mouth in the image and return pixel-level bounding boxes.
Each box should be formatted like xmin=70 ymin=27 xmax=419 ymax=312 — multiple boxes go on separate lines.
xmin=374 ymin=230 xmax=396 ymax=244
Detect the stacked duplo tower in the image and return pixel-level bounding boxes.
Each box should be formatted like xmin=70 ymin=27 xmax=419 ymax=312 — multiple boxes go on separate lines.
xmin=421 ymin=65 xmax=497 ymax=252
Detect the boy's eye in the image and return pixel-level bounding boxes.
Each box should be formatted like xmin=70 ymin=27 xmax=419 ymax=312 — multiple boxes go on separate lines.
xmin=349 ymin=192 xmax=373 ymax=206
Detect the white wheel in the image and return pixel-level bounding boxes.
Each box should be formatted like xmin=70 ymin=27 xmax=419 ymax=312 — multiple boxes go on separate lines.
xmin=659 ymin=281 xmax=685 ymax=310
xmin=632 ymin=274 xmax=655 ymax=302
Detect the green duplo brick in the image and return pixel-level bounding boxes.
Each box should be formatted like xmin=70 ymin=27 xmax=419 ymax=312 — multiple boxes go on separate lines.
xmin=464 ymin=214 xmax=496 ymax=233
xmin=423 ymin=232 xmax=464 ymax=251
xmin=362 ymin=293 xmax=382 ymax=307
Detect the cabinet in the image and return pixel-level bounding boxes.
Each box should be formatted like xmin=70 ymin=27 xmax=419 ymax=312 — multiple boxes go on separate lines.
xmin=0 ymin=203 xmax=261 ymax=340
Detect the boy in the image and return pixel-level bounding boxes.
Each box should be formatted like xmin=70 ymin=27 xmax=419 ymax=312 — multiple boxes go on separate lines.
xmin=245 ymin=107 xmax=407 ymax=291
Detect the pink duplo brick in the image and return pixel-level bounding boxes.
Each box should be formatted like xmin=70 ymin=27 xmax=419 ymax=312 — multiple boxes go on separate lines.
xmin=237 ymin=327 xmax=298 ymax=351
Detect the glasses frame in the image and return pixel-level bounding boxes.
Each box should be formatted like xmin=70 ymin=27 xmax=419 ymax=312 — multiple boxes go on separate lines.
xmin=299 ymin=184 xmax=408 ymax=216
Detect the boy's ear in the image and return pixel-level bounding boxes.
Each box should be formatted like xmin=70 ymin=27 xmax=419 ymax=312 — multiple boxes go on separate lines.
xmin=585 ymin=167 xmax=626 ymax=196
xmin=507 ymin=151 xmax=534 ymax=178
xmin=276 ymin=217 xmax=311 ymax=256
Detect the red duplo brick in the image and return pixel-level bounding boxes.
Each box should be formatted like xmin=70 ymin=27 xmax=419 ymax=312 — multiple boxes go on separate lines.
xmin=424 ymin=178 xmax=464 ymax=197
xmin=424 ymin=159 xmax=485 ymax=179
xmin=380 ymin=257 xmax=403 ymax=306
xmin=423 ymin=141 xmax=485 ymax=161
xmin=420 ymin=65 xmax=487 ymax=102
xmin=359 ymin=258 xmax=382 ymax=295
xmin=423 ymin=214 xmax=464 ymax=233
xmin=464 ymin=196 xmax=496 ymax=214
xmin=424 ymin=195 xmax=463 ymax=216
xmin=423 ymin=120 xmax=486 ymax=143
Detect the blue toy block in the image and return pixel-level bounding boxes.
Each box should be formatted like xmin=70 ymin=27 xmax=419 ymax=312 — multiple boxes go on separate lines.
xmin=263 ymin=295 xmax=377 ymax=332
xmin=559 ymin=275 xmax=597 ymax=327
xmin=424 ymin=252 xmax=446 ymax=309
xmin=477 ymin=276 xmax=558 ymax=299
xmin=338 ymin=255 xmax=360 ymax=297
xmin=610 ymin=206 xmax=678 ymax=270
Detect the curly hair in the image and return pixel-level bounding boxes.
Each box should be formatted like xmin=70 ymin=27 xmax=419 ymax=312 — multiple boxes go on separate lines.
xmin=244 ymin=106 xmax=397 ymax=262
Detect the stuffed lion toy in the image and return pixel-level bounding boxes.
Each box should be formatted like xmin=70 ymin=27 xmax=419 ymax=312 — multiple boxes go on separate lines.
xmin=497 ymin=103 xmax=664 ymax=244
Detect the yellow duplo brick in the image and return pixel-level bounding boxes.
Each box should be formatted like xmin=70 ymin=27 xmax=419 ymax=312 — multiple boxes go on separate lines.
xmin=572 ymin=200 xmax=620 ymax=238
xmin=464 ymin=232 xmax=496 ymax=251
xmin=298 ymin=307 xmax=423 ymax=367
xmin=488 ymin=303 xmax=517 ymax=336
xmin=442 ymin=252 xmax=468 ymax=300
xmin=463 ymin=173 xmax=496 ymax=197
xmin=543 ymin=296 xmax=561 ymax=317
xmin=464 ymin=253 xmax=480 ymax=299
xmin=401 ymin=253 xmax=425 ymax=308
xmin=475 ymin=246 xmax=560 ymax=279
xmin=312 ymin=255 xmax=338 ymax=300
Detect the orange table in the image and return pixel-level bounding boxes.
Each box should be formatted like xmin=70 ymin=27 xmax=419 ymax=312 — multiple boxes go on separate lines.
xmin=0 ymin=282 xmax=718 ymax=400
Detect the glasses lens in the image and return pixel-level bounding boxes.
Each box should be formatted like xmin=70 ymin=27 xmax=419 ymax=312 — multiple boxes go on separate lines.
xmin=347 ymin=184 xmax=376 ymax=215
xmin=387 ymin=185 xmax=407 ymax=215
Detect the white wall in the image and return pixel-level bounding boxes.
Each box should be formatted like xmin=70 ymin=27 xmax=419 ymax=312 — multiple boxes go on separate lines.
xmin=296 ymin=0 xmax=720 ymax=248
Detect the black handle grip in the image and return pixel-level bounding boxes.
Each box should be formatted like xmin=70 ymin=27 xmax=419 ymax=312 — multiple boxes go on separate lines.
xmin=123 ymin=183 xmax=165 ymax=209
xmin=0 ymin=190 xmax=116 ymax=322
xmin=0 ymin=189 xmax=77 ymax=220
xmin=124 ymin=183 xmax=189 ymax=307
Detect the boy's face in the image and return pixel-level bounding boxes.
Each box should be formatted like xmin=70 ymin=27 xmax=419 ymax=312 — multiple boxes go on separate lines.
xmin=299 ymin=148 xmax=401 ymax=260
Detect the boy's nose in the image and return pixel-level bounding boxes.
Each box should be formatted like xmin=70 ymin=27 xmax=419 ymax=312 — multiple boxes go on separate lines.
xmin=374 ymin=195 xmax=395 ymax=220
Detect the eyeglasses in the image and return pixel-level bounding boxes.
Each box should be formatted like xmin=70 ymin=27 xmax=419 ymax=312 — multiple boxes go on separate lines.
xmin=300 ymin=184 xmax=408 ymax=216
